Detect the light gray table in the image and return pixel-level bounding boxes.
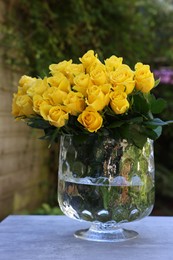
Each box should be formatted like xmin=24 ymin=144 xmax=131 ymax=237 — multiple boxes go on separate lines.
xmin=0 ymin=215 xmax=173 ymax=260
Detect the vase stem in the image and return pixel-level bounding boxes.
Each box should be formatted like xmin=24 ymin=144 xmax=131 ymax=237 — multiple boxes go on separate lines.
xmin=74 ymin=221 xmax=138 ymax=242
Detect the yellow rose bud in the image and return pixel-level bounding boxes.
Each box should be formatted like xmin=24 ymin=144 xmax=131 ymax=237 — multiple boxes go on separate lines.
xmin=47 ymin=72 xmax=65 ymax=86
xmin=47 ymin=73 xmax=71 ymax=92
xmin=12 ymin=93 xmax=35 ymax=117
xmin=12 ymin=94 xmax=22 ymax=118
xmin=77 ymin=107 xmax=103 ymax=132
xmin=47 ymin=105 xmax=69 ymax=128
xmin=104 ymin=55 xmax=123 ymax=71
xmin=65 ymin=63 xmax=84 ymax=84
xmin=112 ymin=85 xmax=126 ymax=93
xmin=43 ymin=87 xmax=68 ymax=105
xmin=73 ymin=73 xmax=92 ymax=96
xmin=19 ymin=75 xmax=35 ymax=86
xmin=112 ymin=82 xmax=135 ymax=95
xmin=27 ymin=77 xmax=49 ymax=97
xmin=39 ymin=103 xmax=52 ymax=121
xmin=134 ymin=62 xmax=155 ymax=93
xmin=90 ymin=64 xmax=108 ymax=85
xmin=18 ymin=75 xmax=37 ymax=94
xmin=63 ymin=91 xmax=85 ymax=115
xmin=16 ymin=95 xmax=34 ymax=116
xmin=110 ymin=91 xmax=129 ymax=114
xmin=33 ymin=95 xmax=49 ymax=114
xmin=49 ymin=60 xmax=72 ymax=75
xmin=58 ymin=77 xmax=71 ymax=93
xmin=79 ymin=50 xmax=98 ymax=71
xmin=86 ymin=84 xmax=111 ymax=111
xmin=109 ymin=64 xmax=135 ymax=94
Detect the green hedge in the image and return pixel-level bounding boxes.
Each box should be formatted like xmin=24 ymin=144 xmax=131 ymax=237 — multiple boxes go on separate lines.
xmin=3 ymin=0 xmax=173 ymax=75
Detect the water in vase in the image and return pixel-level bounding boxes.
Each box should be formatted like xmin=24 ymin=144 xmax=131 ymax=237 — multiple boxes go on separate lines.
xmin=58 ymin=175 xmax=154 ymax=224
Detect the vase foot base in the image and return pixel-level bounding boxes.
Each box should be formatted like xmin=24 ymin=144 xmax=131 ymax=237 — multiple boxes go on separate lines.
xmin=74 ymin=226 xmax=138 ymax=242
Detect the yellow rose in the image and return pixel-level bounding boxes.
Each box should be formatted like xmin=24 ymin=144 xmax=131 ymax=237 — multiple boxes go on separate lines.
xmin=65 ymin=63 xmax=84 ymax=84
xmin=12 ymin=93 xmax=35 ymax=117
xmin=79 ymin=50 xmax=98 ymax=71
xmin=19 ymin=75 xmax=36 ymax=86
xmin=43 ymin=87 xmax=68 ymax=105
xmin=104 ymin=55 xmax=123 ymax=71
xmin=73 ymin=73 xmax=92 ymax=96
xmin=58 ymin=77 xmax=71 ymax=93
xmin=63 ymin=91 xmax=86 ymax=115
xmin=110 ymin=91 xmax=129 ymax=114
xmin=49 ymin=60 xmax=72 ymax=75
xmin=47 ymin=72 xmax=65 ymax=87
xmin=47 ymin=73 xmax=71 ymax=92
xmin=86 ymin=84 xmax=111 ymax=111
xmin=39 ymin=104 xmax=52 ymax=121
xmin=109 ymin=64 xmax=135 ymax=94
xmin=47 ymin=105 xmax=69 ymax=128
xmin=90 ymin=64 xmax=108 ymax=85
xmin=33 ymin=95 xmax=48 ymax=114
xmin=12 ymin=94 xmax=22 ymax=118
xmin=27 ymin=77 xmax=49 ymax=97
xmin=134 ymin=62 xmax=155 ymax=93
xmin=39 ymin=104 xmax=69 ymax=127
xmin=18 ymin=75 xmax=37 ymax=95
xmin=77 ymin=107 xmax=103 ymax=132
xmin=112 ymin=85 xmax=127 ymax=93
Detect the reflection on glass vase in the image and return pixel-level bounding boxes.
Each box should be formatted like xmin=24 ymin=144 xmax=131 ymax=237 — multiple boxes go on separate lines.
xmin=58 ymin=134 xmax=155 ymax=242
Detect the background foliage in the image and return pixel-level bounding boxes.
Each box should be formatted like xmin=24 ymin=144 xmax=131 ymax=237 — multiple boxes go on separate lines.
xmin=3 ymin=0 xmax=173 ymax=75
xmin=2 ymin=0 xmax=173 ymax=215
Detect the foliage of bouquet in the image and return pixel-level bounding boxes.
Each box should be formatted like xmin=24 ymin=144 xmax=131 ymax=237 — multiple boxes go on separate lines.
xmin=12 ymin=50 xmax=171 ymax=148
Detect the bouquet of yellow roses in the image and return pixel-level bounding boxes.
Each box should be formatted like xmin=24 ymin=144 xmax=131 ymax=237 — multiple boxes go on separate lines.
xmin=12 ymin=50 xmax=170 ymax=148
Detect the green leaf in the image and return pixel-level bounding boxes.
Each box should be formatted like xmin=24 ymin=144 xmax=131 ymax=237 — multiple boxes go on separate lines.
xmin=154 ymin=78 xmax=160 ymax=88
xmin=154 ymin=126 xmax=162 ymax=138
xmin=143 ymin=126 xmax=162 ymax=140
xmin=108 ymin=120 xmax=125 ymax=128
xmin=150 ymin=98 xmax=167 ymax=114
xmin=144 ymin=118 xmax=169 ymax=128
xmin=119 ymin=124 xmax=130 ymax=140
xmin=38 ymin=127 xmax=60 ymax=147
xmin=108 ymin=117 xmax=143 ymax=129
xmin=48 ymin=128 xmax=61 ymax=148
xmin=119 ymin=123 xmax=149 ymax=148
xmin=130 ymin=128 xmax=148 ymax=149
xmin=26 ymin=116 xmax=51 ymax=129
xmin=132 ymin=93 xmax=149 ymax=115
xmin=72 ymin=133 xmax=92 ymax=144
xmin=127 ymin=116 xmax=143 ymax=124
xmin=103 ymin=106 xmax=116 ymax=117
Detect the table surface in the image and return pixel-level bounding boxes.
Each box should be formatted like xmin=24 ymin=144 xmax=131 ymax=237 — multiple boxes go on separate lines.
xmin=0 ymin=215 xmax=173 ymax=260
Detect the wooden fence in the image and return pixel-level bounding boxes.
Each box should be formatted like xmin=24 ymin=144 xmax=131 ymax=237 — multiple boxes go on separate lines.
xmin=0 ymin=0 xmax=53 ymax=220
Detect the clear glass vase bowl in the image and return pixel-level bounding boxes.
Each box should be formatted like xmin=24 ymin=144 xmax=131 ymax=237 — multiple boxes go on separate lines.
xmin=58 ymin=134 xmax=155 ymax=242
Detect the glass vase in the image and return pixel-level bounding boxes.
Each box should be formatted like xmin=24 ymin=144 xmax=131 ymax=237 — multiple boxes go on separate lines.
xmin=58 ymin=134 xmax=155 ymax=242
